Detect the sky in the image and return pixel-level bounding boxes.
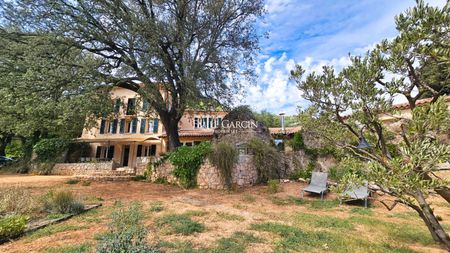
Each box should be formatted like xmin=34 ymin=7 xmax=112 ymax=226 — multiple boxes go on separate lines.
xmin=242 ymin=0 xmax=447 ymax=115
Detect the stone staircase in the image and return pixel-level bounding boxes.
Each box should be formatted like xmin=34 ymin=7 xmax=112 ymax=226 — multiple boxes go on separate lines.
xmin=74 ymin=166 xmax=136 ymax=181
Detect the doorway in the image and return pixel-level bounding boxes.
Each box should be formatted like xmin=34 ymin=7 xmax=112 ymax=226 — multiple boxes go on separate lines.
xmin=122 ymin=145 xmax=130 ymax=166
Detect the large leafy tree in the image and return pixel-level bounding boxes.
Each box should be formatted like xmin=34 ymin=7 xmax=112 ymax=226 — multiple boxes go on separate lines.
xmin=1 ymin=0 xmax=264 ymax=150
xmin=291 ymin=1 xmax=450 ymax=249
xmin=0 ymin=30 xmax=111 ymax=158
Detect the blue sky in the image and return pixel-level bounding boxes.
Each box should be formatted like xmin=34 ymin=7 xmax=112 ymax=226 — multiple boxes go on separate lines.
xmin=243 ymin=0 xmax=447 ymax=115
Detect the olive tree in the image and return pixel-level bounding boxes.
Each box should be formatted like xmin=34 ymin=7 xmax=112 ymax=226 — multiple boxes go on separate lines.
xmin=290 ymin=2 xmax=450 ymax=248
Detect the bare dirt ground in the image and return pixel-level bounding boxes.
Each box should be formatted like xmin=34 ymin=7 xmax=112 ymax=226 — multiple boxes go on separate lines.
xmin=0 ymin=175 xmax=449 ymax=253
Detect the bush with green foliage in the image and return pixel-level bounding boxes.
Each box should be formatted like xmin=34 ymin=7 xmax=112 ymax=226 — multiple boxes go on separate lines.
xmin=168 ymin=142 xmax=211 ymax=188
xmin=0 ymin=215 xmax=29 ymax=240
xmin=247 ymin=138 xmax=282 ymax=183
xmin=41 ymin=190 xmax=84 ymax=214
xmin=33 ymin=138 xmax=69 ymax=161
xmin=5 ymin=139 xmax=25 ymax=158
xmin=96 ymin=202 xmax=159 ymax=253
xmin=288 ymin=162 xmax=314 ymax=181
xmin=289 ymin=132 xmax=305 ymax=151
xmin=209 ymin=141 xmax=238 ymax=189
xmin=267 ymin=179 xmax=281 ymax=194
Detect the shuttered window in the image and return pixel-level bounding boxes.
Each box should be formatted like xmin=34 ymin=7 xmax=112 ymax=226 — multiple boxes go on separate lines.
xmin=131 ymin=118 xmax=138 ymax=133
xmin=152 ymin=119 xmax=159 ymax=133
xmin=119 ymin=119 xmax=125 ymax=133
xmin=99 ymin=119 xmax=106 ymax=134
xmin=111 ymin=119 xmax=118 ymax=134
xmin=140 ymin=119 xmax=146 ymax=134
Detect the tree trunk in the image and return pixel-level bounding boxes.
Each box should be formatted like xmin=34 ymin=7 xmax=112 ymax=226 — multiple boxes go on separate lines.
xmin=0 ymin=135 xmax=12 ymax=156
xmin=414 ymin=191 xmax=450 ymax=250
xmin=160 ymin=111 xmax=181 ymax=151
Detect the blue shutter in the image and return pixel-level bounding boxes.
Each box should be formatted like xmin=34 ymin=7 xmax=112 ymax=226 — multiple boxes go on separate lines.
xmin=140 ymin=119 xmax=146 ymax=133
xmin=99 ymin=120 xmax=106 ymax=134
xmin=111 ymin=119 xmax=118 ymax=134
xmin=142 ymin=99 xmax=148 ymax=112
xmin=119 ymin=119 xmax=125 ymax=133
xmin=153 ymin=119 xmax=159 ymax=133
xmin=132 ymin=118 xmax=137 ymax=133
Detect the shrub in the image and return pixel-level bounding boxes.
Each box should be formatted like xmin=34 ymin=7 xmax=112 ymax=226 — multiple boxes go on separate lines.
xmin=289 ymin=132 xmax=305 ymax=151
xmin=96 ymin=202 xmax=159 ymax=253
xmin=0 ymin=186 xmax=37 ymax=216
xmin=41 ymin=190 xmax=85 ymax=214
xmin=5 ymin=139 xmax=25 ymax=158
xmin=149 ymin=201 xmax=164 ymax=212
xmin=33 ymin=138 xmax=69 ymax=162
xmin=169 ymin=142 xmax=212 ymax=188
xmin=289 ymin=163 xmax=314 ymax=180
xmin=0 ymin=215 xmax=29 ymax=240
xmin=65 ymin=179 xmax=79 ymax=185
xmin=247 ymin=138 xmax=282 ymax=183
xmin=208 ymin=141 xmax=238 ymax=189
xmin=267 ymin=179 xmax=280 ymax=194
xmin=155 ymin=214 xmax=205 ymax=235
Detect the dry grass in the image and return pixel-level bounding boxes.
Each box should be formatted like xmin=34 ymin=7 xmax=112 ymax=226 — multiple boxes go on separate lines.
xmin=0 ymin=176 xmax=448 ymax=253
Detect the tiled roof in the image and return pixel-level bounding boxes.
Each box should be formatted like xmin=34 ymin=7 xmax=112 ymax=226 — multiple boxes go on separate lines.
xmin=268 ymin=127 xmax=302 ymax=135
xmin=392 ymin=95 xmax=450 ymax=110
xmin=160 ymin=129 xmax=214 ymax=137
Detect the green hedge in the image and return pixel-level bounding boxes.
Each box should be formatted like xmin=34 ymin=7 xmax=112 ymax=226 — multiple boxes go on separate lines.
xmin=33 ymin=138 xmax=69 ymax=161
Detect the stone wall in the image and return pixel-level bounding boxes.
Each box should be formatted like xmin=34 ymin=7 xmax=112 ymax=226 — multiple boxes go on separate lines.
xmin=283 ymin=150 xmax=337 ymax=174
xmin=149 ymin=161 xmax=179 ymax=185
xmin=52 ymin=162 xmax=117 ymax=176
xmin=135 ymin=157 xmax=153 ymax=176
xmin=151 ymin=154 xmax=259 ymax=189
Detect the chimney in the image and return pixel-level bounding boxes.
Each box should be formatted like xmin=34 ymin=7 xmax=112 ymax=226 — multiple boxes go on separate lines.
xmin=279 ymin=113 xmax=285 ymax=133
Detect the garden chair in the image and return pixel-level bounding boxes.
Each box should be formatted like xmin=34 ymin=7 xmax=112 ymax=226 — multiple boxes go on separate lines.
xmin=301 ymin=172 xmax=328 ymax=200
xmin=339 ymin=181 xmax=370 ymax=208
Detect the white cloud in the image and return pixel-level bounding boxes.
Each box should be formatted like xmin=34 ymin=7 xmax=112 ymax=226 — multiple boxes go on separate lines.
xmin=243 ymin=0 xmax=446 ymax=115
xmin=241 ymin=52 xmax=356 ymax=115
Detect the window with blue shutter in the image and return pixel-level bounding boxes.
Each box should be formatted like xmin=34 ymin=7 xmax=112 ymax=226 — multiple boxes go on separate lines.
xmin=119 ymin=119 xmax=125 ymax=133
xmin=153 ymin=119 xmax=159 ymax=133
xmin=131 ymin=118 xmax=138 ymax=133
xmin=142 ymin=99 xmax=148 ymax=112
xmin=111 ymin=119 xmax=118 ymax=134
xmin=140 ymin=119 xmax=146 ymax=133
xmin=99 ymin=119 xmax=106 ymax=134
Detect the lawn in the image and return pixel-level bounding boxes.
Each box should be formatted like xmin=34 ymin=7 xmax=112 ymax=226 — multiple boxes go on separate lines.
xmin=0 ymin=176 xmax=448 ymax=253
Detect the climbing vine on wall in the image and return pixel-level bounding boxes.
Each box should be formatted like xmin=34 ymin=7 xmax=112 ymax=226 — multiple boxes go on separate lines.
xmin=168 ymin=142 xmax=212 ymax=188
